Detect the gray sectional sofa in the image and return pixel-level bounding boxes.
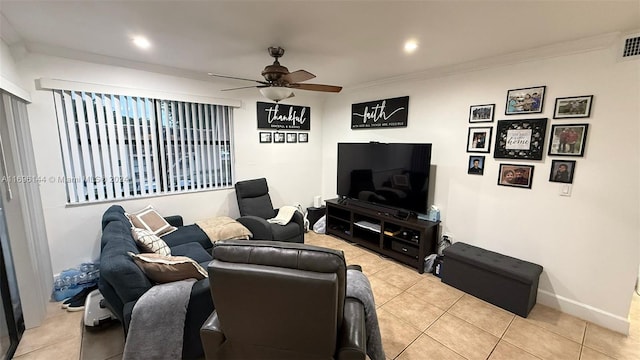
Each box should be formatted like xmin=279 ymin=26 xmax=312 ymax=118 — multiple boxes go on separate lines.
xmin=98 ymin=205 xmax=214 ymax=358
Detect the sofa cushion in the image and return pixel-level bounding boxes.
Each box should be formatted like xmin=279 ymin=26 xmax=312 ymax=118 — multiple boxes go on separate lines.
xmin=129 ymin=252 xmax=208 ymax=283
xmin=270 ymin=222 xmax=303 ymax=242
xmin=127 ymin=205 xmax=177 ymax=237
xmin=195 ymin=216 xmax=253 ymax=243
xmin=162 ymin=224 xmax=212 ymax=250
xmin=132 ymin=227 xmax=171 ymax=256
xmin=171 ymin=242 xmax=213 ymax=264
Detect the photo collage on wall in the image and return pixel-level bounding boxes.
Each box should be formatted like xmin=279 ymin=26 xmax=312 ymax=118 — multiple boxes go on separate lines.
xmin=259 ymin=131 xmax=308 ymax=144
xmin=466 ymin=86 xmax=593 ymax=189
xmin=256 ymin=102 xmax=310 ymax=144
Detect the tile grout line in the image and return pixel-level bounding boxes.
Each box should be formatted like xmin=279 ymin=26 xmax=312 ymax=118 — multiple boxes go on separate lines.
xmin=499 ymin=337 xmax=545 ymax=360
xmin=497 ymin=316 xmax=547 ymax=359
xmin=518 ymin=314 xmax=587 ymax=346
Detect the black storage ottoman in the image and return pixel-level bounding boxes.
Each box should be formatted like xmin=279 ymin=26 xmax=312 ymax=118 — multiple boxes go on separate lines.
xmin=442 ymin=242 xmax=543 ymax=317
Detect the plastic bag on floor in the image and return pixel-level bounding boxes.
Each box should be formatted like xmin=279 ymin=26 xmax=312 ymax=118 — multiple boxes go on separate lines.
xmin=313 ymin=215 xmax=326 ymax=234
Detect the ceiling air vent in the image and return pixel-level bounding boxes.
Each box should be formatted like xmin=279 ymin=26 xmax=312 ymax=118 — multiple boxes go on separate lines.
xmin=621 ymin=34 xmax=640 ymax=59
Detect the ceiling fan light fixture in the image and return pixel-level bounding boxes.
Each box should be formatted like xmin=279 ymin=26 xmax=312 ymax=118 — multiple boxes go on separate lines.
xmin=260 ymin=87 xmax=293 ymax=102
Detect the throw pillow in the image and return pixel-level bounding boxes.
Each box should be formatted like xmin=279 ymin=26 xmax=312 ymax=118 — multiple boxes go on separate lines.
xmin=128 ymin=252 xmax=208 ymax=283
xmin=195 ymin=216 xmax=253 ymax=243
xmin=131 ymin=227 xmax=171 ymax=256
xmin=126 ymin=205 xmax=177 ymax=237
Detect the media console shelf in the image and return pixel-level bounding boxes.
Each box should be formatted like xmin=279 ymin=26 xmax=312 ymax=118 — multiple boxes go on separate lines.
xmin=325 ymin=198 xmax=439 ymax=273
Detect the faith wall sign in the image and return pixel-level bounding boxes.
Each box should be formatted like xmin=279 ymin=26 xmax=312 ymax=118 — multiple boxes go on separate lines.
xmin=257 ymin=102 xmax=310 ymax=130
xmin=351 ymin=96 xmax=409 ymax=129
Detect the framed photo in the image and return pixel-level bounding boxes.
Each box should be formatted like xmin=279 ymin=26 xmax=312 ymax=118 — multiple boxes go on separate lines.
xmin=286 ymin=133 xmax=297 ymax=143
xmin=469 ymin=104 xmax=495 ymax=123
xmin=505 ymin=86 xmax=546 ymax=115
xmin=298 ymin=133 xmax=308 ymax=143
xmin=548 ymin=124 xmax=589 ymax=157
xmin=468 ymin=155 xmax=485 ymax=175
xmin=273 ymin=132 xmax=285 ymax=143
xmin=466 ymin=127 xmax=492 ymax=153
xmin=498 ymin=164 xmax=534 ymax=189
xmin=259 ymin=132 xmax=272 ymax=143
xmin=494 ymin=118 xmax=548 ymax=160
xmin=549 ymin=160 xmax=576 ymax=184
xmin=553 ymin=95 xmax=593 ymax=119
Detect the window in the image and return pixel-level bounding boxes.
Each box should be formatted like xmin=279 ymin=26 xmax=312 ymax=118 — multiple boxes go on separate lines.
xmin=52 ymin=90 xmax=234 ymax=203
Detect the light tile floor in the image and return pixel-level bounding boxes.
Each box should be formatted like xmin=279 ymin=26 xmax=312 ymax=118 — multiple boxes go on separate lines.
xmin=14 ymin=232 xmax=640 ymax=360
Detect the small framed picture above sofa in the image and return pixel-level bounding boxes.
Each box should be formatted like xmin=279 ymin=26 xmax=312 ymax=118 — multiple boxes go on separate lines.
xmin=286 ymin=133 xmax=297 ymax=143
xmin=259 ymin=132 xmax=272 ymax=143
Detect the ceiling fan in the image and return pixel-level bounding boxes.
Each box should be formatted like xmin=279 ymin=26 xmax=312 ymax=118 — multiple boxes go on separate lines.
xmin=208 ymin=47 xmax=342 ymax=102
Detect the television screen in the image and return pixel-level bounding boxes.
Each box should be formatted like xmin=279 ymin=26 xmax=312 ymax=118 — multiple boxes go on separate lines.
xmin=337 ymin=142 xmax=432 ymax=214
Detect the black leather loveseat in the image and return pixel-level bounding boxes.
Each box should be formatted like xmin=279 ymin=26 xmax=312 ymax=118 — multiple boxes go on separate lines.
xmin=98 ymin=205 xmax=214 ymax=358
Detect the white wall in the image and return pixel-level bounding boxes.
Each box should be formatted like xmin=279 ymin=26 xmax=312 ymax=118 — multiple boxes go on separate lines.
xmin=0 ymin=39 xmax=29 ymax=100
xmin=16 ymin=53 xmax=326 ymax=274
xmin=321 ymin=45 xmax=640 ymax=333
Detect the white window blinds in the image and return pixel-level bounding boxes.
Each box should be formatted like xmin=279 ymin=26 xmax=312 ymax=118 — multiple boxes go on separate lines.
xmin=52 ymin=90 xmax=234 ymax=204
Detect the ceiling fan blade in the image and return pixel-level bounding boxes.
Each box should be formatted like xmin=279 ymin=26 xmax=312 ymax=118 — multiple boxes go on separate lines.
xmin=221 ymin=85 xmax=268 ymax=91
xmin=290 ymin=83 xmax=342 ymax=93
xmin=208 ymin=73 xmax=268 ymax=85
xmin=282 ymin=70 xmax=315 ymax=84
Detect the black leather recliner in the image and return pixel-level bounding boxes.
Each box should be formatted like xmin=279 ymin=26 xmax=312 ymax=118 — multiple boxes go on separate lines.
xmin=200 ymin=240 xmax=367 ymax=360
xmin=234 ymin=178 xmax=304 ymax=243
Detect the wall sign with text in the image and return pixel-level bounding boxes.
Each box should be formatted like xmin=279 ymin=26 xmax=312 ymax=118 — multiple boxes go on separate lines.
xmin=494 ymin=118 xmax=548 ymax=160
xmin=257 ymin=102 xmax=311 ymax=130
xmin=351 ymin=96 xmax=409 ymax=129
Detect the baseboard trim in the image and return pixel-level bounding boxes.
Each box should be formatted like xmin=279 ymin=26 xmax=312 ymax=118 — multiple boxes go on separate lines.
xmin=537 ymin=289 xmax=630 ymax=335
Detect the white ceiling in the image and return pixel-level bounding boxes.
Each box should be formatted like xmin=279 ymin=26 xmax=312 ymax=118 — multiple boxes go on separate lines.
xmin=1 ymin=1 xmax=639 ymax=91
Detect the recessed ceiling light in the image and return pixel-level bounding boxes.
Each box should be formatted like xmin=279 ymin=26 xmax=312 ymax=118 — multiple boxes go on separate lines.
xmin=132 ymin=36 xmax=151 ymax=50
xmin=404 ymin=40 xmax=418 ymax=54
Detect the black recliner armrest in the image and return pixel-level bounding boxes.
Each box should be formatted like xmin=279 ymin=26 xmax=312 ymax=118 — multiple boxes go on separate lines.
xmin=337 ymin=298 xmax=367 ymax=360
xmin=164 ymin=215 xmax=183 ymax=227
xmin=200 ymin=311 xmax=226 ymax=360
xmin=236 ymin=216 xmax=272 ymax=240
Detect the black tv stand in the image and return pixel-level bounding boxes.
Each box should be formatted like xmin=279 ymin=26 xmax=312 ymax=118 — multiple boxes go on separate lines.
xmin=341 ymin=199 xmax=401 ymax=217
xmin=324 ymin=198 xmax=439 ymax=273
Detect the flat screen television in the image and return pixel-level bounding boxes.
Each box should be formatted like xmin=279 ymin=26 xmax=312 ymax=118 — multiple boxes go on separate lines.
xmin=337 ymin=142 xmax=432 ymax=215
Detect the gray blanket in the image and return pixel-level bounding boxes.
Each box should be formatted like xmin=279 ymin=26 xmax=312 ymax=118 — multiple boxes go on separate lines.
xmin=346 ymin=269 xmax=385 ymax=360
xmin=123 ymin=279 xmax=196 ymax=360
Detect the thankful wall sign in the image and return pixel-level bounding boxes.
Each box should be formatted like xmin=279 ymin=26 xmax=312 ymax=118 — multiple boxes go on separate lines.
xmin=351 ymin=96 xmax=409 ymax=129
xmin=256 ymin=102 xmax=311 ymax=130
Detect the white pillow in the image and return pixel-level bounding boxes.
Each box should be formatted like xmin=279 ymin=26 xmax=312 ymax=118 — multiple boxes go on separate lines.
xmin=131 ymin=227 xmax=171 ymax=256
